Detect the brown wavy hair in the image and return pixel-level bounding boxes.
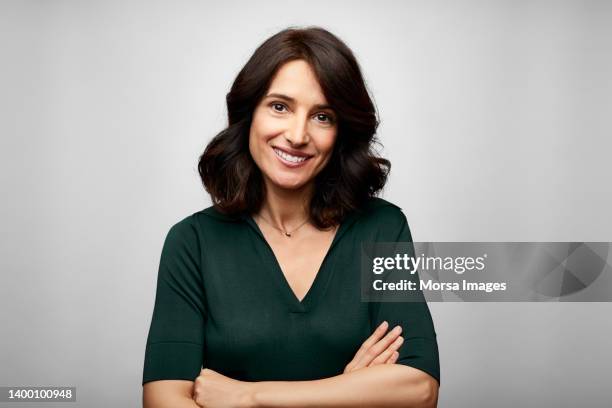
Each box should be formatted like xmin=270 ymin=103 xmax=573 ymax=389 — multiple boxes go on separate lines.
xmin=198 ymin=26 xmax=390 ymax=228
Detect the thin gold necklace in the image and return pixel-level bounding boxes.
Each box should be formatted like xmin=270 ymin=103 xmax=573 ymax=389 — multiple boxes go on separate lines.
xmin=255 ymin=213 xmax=310 ymax=237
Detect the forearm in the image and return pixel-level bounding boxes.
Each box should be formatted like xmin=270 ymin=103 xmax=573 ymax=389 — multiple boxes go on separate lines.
xmin=246 ymin=364 xmax=438 ymax=408
xmin=144 ymin=396 xmax=201 ymax=408
xmin=143 ymin=381 xmax=201 ymax=408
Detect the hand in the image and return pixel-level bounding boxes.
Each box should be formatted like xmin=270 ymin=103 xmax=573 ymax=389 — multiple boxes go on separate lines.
xmin=193 ymin=368 xmax=253 ymax=408
xmin=343 ymin=321 xmax=404 ymax=373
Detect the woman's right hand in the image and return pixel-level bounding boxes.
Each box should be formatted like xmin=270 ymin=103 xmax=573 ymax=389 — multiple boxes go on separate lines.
xmin=343 ymin=321 xmax=404 ymax=373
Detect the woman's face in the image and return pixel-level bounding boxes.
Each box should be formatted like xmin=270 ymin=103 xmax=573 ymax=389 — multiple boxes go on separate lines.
xmin=249 ymin=59 xmax=338 ymax=192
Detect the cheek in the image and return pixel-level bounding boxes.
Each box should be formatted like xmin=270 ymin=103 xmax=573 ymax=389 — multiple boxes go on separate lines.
xmin=317 ymin=132 xmax=338 ymax=158
xmin=249 ymin=114 xmax=275 ymax=159
xmin=251 ymin=110 xmax=283 ymax=139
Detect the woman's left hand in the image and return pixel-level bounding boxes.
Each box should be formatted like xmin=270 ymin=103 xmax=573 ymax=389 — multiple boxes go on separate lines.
xmin=193 ymin=368 xmax=253 ymax=408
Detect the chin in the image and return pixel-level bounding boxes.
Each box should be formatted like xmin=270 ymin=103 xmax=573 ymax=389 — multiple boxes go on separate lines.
xmin=269 ymin=174 xmax=311 ymax=191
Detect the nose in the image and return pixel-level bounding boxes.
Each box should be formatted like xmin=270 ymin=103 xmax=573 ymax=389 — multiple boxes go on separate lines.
xmin=284 ymin=114 xmax=310 ymax=146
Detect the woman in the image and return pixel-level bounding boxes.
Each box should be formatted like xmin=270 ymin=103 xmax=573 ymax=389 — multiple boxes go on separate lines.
xmin=143 ymin=26 xmax=440 ymax=407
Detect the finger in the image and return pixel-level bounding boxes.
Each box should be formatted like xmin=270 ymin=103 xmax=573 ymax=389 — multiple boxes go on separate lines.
xmin=369 ymin=336 xmax=404 ymax=366
xmin=350 ymin=321 xmax=389 ymax=365
xmin=354 ymin=325 xmax=402 ymax=369
xmin=385 ymin=351 xmax=399 ymax=364
xmin=370 ymin=348 xmax=394 ymax=366
xmin=344 ymin=321 xmax=389 ymax=373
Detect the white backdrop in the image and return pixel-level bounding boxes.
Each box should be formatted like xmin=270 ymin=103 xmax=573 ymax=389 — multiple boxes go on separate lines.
xmin=1 ymin=1 xmax=611 ymax=407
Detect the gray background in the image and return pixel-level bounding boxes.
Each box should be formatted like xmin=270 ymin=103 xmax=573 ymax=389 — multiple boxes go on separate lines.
xmin=1 ymin=0 xmax=611 ymax=407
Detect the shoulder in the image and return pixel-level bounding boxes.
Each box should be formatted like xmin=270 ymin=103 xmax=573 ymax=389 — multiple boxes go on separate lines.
xmin=166 ymin=204 xmax=243 ymax=235
xmin=161 ymin=213 xmax=201 ymax=254
xmin=358 ymin=196 xmax=407 ymax=225
xmin=194 ymin=204 xmax=243 ymax=224
xmin=164 ymin=205 xmax=242 ymax=244
xmin=348 ymin=196 xmax=412 ymax=241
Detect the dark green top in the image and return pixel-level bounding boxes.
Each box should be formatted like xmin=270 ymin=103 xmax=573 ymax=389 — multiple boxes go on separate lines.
xmin=142 ymin=197 xmax=440 ymax=385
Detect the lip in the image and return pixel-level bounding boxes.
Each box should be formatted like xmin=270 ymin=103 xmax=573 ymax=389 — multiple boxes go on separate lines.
xmin=272 ymin=146 xmax=314 ymax=158
xmin=271 ymin=146 xmax=313 ymax=168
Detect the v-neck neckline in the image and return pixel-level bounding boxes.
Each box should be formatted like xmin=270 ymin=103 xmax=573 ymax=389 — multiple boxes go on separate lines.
xmin=242 ymin=211 xmax=357 ymax=313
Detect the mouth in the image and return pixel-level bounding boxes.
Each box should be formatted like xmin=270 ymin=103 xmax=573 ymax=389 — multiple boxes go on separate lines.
xmin=271 ymin=146 xmax=313 ymax=168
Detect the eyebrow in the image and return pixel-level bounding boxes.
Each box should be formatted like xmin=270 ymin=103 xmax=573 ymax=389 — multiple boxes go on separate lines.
xmin=265 ymin=93 xmax=334 ymax=111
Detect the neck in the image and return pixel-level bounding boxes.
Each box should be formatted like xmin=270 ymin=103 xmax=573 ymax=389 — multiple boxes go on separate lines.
xmin=257 ymin=178 xmax=314 ymax=231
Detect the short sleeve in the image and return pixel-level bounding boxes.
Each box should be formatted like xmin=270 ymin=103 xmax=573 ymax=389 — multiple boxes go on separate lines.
xmin=142 ymin=216 xmax=206 ymax=385
xmin=369 ymin=207 xmax=441 ymax=384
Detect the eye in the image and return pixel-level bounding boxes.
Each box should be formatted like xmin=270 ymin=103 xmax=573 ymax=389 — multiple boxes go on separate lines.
xmin=270 ymin=102 xmax=288 ymax=113
xmin=315 ymin=112 xmax=335 ymax=124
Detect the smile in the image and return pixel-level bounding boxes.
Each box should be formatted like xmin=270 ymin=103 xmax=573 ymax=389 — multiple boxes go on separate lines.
xmin=272 ymin=147 xmax=313 ymax=167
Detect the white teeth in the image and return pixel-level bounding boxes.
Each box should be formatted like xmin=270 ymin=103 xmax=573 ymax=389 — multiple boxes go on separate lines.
xmin=273 ymin=148 xmax=309 ymax=164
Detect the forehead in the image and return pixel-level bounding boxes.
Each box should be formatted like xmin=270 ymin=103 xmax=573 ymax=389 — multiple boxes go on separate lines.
xmin=266 ymin=60 xmax=328 ymax=105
